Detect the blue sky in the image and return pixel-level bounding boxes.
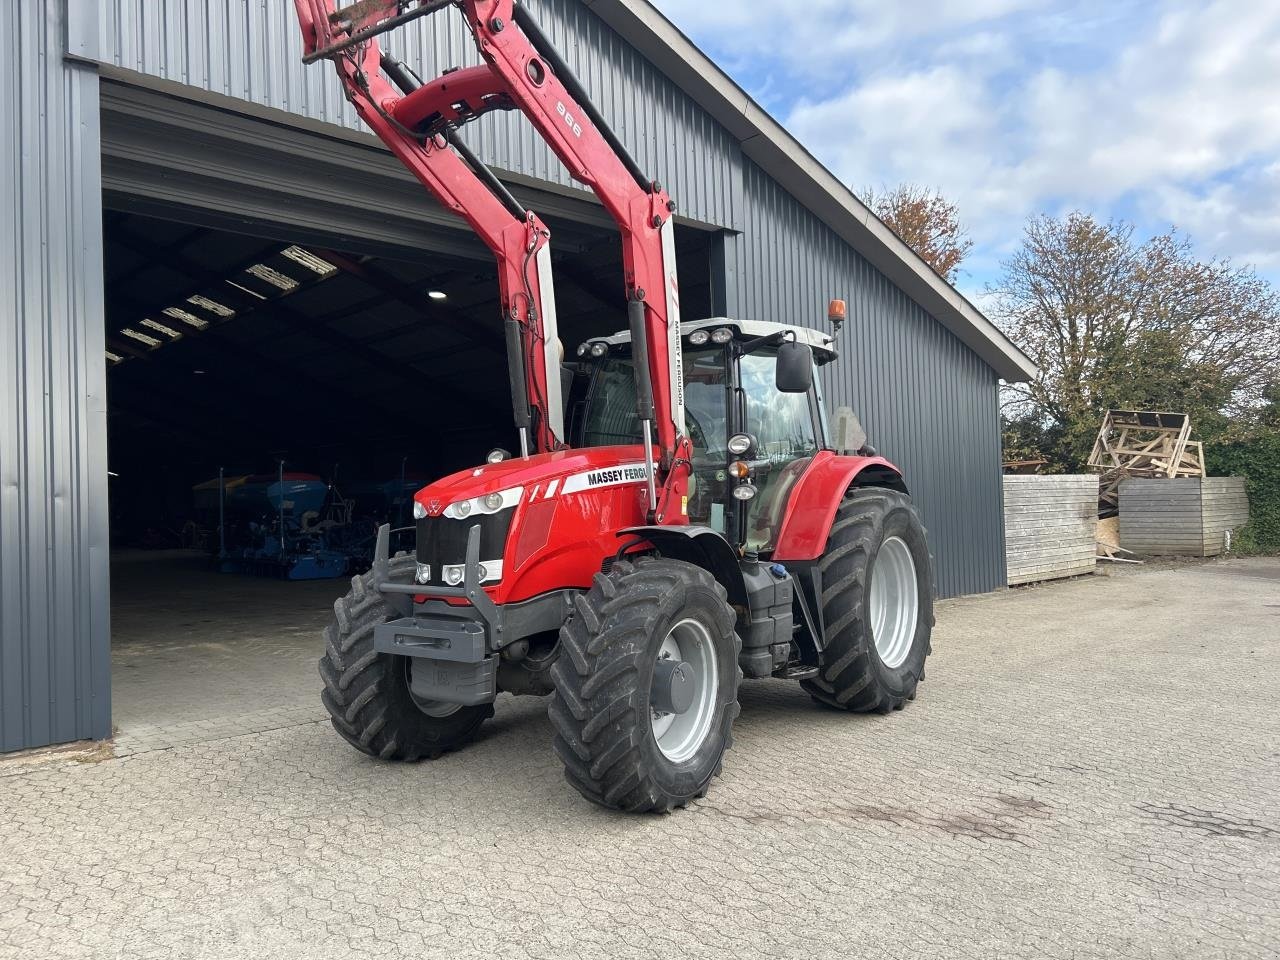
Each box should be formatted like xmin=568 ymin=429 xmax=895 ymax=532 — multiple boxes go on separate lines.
xmin=651 ymin=0 xmax=1280 ymax=302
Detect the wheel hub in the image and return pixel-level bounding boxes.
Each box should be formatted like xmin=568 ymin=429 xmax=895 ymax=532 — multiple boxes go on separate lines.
xmin=649 ymin=619 xmax=719 ymax=763
xmin=651 ymin=657 xmax=696 ymax=715
xmin=868 ymin=535 xmax=919 ymax=669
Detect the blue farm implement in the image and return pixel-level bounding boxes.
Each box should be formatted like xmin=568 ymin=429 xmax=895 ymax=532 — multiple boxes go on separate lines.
xmin=193 ymin=467 xmax=356 ymax=580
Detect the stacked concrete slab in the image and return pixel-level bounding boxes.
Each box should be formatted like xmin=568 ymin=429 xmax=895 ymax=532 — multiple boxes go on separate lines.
xmin=1119 ymin=477 xmax=1249 ymax=556
xmin=1003 ymin=475 xmax=1099 ymax=585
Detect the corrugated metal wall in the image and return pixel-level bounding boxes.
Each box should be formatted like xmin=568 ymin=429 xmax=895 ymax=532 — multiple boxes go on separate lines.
xmin=77 ymin=0 xmax=741 ymax=230
xmin=1 ymin=3 xmax=112 ymax=752
xmin=737 ymin=162 xmax=1007 ymax=598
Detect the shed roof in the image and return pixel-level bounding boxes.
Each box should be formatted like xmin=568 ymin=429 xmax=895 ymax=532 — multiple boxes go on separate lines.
xmin=585 ymin=0 xmax=1038 ymax=383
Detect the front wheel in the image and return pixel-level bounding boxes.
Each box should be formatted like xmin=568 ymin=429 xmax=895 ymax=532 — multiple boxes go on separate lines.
xmin=802 ymin=488 xmax=934 ymax=712
xmin=319 ymin=556 xmax=492 ymax=761
xmin=549 ymin=557 xmax=741 ymax=812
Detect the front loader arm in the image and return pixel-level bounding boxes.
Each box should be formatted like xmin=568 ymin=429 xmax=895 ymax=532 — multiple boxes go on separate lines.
xmin=294 ymin=0 xmax=690 ymax=523
xmin=295 ymin=0 xmax=563 ymax=455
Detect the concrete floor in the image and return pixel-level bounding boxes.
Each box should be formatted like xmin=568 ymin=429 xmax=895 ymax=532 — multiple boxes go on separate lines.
xmin=109 ymin=550 xmax=349 ymax=752
xmin=2 ymin=554 xmax=1278 ymax=958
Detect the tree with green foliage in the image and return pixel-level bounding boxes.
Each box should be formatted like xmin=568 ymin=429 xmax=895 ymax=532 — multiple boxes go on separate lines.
xmin=991 ymin=213 xmax=1280 ymax=471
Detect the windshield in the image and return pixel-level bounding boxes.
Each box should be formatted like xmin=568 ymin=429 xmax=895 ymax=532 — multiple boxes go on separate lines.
xmin=581 ymin=349 xmax=730 ymax=531
xmin=581 ymin=349 xmax=727 ymax=458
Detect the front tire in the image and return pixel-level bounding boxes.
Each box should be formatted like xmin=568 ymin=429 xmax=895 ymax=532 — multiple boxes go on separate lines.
xmin=319 ymin=556 xmax=492 ymax=761
xmin=549 ymin=557 xmax=741 ymax=812
xmin=802 ymin=488 xmax=934 ymax=712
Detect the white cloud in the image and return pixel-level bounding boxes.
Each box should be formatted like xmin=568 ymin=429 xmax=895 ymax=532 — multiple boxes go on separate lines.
xmin=654 ymin=0 xmax=1280 ymax=281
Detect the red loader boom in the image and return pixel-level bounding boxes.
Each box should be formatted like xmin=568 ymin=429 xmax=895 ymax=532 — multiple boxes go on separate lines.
xmin=294 ymin=0 xmax=688 ymax=522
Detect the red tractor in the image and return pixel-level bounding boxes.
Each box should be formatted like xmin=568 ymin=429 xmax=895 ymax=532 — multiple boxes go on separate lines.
xmin=297 ymin=0 xmax=934 ymax=812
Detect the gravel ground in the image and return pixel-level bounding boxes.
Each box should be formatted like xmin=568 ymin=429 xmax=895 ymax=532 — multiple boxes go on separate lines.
xmin=1 ymin=557 xmax=1277 ymax=959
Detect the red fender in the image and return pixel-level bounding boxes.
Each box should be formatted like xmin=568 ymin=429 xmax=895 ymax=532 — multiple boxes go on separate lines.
xmin=772 ymin=451 xmax=906 ymax=562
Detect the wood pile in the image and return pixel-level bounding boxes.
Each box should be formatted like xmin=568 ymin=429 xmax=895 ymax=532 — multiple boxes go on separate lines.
xmin=1086 ymin=410 xmax=1205 ymax=515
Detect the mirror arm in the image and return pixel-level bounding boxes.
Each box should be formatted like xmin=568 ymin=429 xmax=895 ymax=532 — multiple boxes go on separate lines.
xmin=737 ymin=330 xmax=791 ymax=356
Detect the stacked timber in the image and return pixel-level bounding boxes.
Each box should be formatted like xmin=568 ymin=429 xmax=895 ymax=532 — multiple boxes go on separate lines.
xmin=1119 ymin=477 xmax=1249 ymax=556
xmin=1003 ymin=475 xmax=1099 ymax=585
xmin=1087 ymin=410 xmax=1204 ymax=515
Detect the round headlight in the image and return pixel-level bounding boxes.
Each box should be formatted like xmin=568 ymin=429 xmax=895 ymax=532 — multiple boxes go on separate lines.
xmin=732 ymin=483 xmax=757 ymax=501
xmin=576 ymin=342 xmax=589 ymax=358
xmin=475 ymin=563 xmax=488 ymax=582
xmin=413 ymin=500 xmax=427 ymax=520
xmin=589 ymin=342 xmax=608 ymax=358
xmin=727 ymin=433 xmax=753 ymax=456
xmin=710 ymin=327 xmax=733 ymax=344
xmin=453 ymin=499 xmax=472 ymax=518
xmin=688 ymin=329 xmax=710 ymax=346
xmin=443 ymin=567 xmax=464 ymax=586
xmin=486 ymin=448 xmax=508 ymax=464
xmin=482 ymin=492 xmax=504 ymax=512
xmin=415 ymin=562 xmax=431 ymax=584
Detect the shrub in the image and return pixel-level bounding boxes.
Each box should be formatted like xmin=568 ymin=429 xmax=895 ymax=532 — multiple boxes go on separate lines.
xmin=1206 ymin=433 xmax=1280 ymax=553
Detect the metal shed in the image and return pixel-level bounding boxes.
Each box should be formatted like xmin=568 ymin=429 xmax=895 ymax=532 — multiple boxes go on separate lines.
xmin=1 ymin=0 xmax=1035 ymax=753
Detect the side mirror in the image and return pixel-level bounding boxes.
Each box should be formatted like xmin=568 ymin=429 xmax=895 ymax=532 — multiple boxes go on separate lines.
xmin=775 ymin=340 xmax=814 ymax=393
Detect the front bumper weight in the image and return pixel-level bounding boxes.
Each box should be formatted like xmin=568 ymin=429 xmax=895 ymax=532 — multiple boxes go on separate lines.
xmin=374 ymin=617 xmax=498 ymax=707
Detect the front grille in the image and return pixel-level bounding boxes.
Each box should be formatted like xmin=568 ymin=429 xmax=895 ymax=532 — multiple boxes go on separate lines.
xmin=415 ymin=508 xmax=515 ymax=584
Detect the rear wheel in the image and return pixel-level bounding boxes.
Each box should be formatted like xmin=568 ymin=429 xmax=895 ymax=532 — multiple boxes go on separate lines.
xmin=802 ymin=488 xmax=934 ymax=712
xmin=549 ymin=557 xmax=741 ymax=812
xmin=319 ymin=556 xmax=492 ymax=760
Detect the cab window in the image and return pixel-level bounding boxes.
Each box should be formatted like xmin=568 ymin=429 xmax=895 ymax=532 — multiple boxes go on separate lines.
xmin=739 ymin=351 xmax=820 ymax=552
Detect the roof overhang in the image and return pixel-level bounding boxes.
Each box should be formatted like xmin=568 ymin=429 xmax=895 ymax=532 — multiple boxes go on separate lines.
xmin=583 ymin=0 xmax=1038 ymax=383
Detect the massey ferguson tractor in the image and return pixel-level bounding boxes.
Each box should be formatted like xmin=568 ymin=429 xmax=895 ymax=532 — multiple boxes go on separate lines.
xmin=296 ymin=0 xmax=934 ymax=812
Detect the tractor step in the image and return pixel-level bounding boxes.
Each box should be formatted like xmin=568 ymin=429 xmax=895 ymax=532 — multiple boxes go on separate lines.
xmin=775 ymin=663 xmax=820 ymax=681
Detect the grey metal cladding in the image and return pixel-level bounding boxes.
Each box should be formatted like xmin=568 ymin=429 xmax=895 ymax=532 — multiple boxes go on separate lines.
xmin=82 ymin=0 xmax=739 ymax=229
xmin=1 ymin=3 xmax=112 ymax=752
xmin=737 ymin=161 xmax=1007 ymax=598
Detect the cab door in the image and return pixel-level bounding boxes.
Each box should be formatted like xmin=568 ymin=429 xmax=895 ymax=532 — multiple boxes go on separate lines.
xmin=736 ymin=351 xmax=822 ymax=552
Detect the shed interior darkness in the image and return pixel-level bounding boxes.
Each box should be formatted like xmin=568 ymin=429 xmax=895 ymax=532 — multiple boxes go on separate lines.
xmin=104 ymin=209 xmax=712 ymax=548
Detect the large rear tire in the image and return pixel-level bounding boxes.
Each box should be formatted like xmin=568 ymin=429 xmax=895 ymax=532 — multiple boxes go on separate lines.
xmin=802 ymin=488 xmax=934 ymax=713
xmin=319 ymin=556 xmax=492 ymax=760
xmin=549 ymin=557 xmax=741 ymax=812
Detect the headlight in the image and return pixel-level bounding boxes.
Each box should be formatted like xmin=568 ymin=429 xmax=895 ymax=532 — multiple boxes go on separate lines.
xmin=688 ymin=329 xmax=710 ymax=346
xmin=443 ymin=486 xmax=524 ymax=519
xmin=413 ymin=500 xmax=427 ymax=520
xmin=710 ymin=327 xmax=733 ymax=344
xmin=577 ymin=342 xmax=589 ymax=357
xmin=732 ymin=483 xmax=757 ymax=501
xmin=589 ymin=341 xmax=608 ymax=358
xmin=415 ymin=562 xmax=431 ymax=584
xmin=443 ymin=567 xmax=464 ymax=586
xmin=486 ymin=448 xmax=509 ymax=464
xmin=727 ymin=433 xmax=754 ymax=456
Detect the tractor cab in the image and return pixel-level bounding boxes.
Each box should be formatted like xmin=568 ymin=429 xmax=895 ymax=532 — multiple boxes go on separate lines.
xmin=568 ymin=318 xmax=837 ymax=555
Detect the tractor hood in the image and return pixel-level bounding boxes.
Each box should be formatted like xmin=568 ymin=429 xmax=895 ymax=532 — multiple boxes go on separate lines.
xmin=413 ymin=446 xmax=648 ymax=517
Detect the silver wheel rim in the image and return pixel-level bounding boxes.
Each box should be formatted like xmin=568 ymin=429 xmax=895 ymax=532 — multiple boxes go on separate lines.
xmin=868 ymin=536 xmax=919 ymax=669
xmin=405 ymin=660 xmax=462 ymax=718
xmin=650 ymin=618 xmax=719 ymax=763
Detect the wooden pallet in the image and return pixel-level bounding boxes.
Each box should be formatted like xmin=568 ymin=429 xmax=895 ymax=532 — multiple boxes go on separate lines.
xmin=1087 ymin=411 xmax=1205 ymax=514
